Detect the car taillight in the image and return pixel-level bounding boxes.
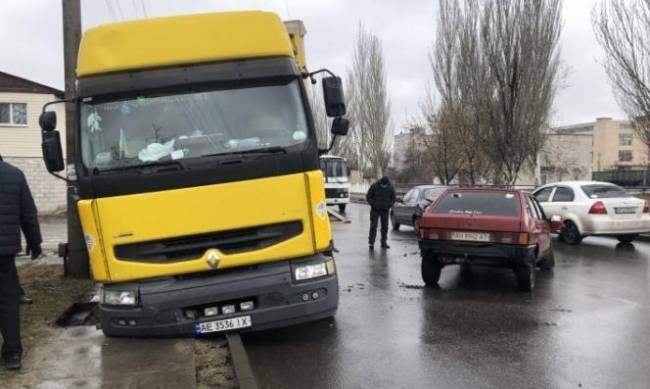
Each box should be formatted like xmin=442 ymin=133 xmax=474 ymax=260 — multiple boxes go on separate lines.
xmin=644 ymin=201 xmax=649 ymax=214
xmin=589 ymin=201 xmax=607 ymax=215
xmin=516 ymin=232 xmax=530 ymax=245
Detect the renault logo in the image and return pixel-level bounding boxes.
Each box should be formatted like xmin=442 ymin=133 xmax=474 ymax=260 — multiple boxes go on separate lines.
xmin=206 ymin=250 xmax=221 ymax=269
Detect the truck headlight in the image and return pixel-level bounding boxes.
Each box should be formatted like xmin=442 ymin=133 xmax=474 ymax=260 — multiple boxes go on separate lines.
xmin=99 ymin=288 xmax=138 ymax=306
xmin=293 ymin=259 xmax=335 ymax=281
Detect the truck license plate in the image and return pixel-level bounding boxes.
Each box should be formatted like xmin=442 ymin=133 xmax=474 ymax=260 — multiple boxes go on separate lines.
xmin=194 ymin=315 xmax=252 ymax=334
xmin=450 ymin=231 xmax=491 ymax=242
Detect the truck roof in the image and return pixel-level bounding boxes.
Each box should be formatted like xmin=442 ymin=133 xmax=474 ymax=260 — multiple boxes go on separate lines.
xmin=77 ymin=11 xmax=294 ymax=77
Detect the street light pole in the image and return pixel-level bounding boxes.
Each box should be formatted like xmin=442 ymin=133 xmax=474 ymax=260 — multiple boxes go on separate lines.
xmin=61 ymin=0 xmax=89 ymax=278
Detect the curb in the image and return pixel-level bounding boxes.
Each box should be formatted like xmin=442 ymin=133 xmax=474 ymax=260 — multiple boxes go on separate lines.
xmin=226 ymin=333 xmax=258 ymax=389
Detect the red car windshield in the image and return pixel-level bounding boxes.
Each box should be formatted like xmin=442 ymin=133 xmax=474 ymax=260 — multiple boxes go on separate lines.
xmin=431 ymin=191 xmax=520 ymax=217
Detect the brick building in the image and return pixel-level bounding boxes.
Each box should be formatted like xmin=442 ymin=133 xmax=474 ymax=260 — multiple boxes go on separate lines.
xmin=0 ymin=71 xmax=66 ymax=214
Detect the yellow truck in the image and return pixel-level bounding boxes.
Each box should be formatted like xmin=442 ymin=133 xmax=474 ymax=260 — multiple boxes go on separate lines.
xmin=39 ymin=11 xmax=349 ymax=336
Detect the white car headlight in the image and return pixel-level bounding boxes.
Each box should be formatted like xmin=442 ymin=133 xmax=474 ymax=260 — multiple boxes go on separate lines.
xmin=100 ymin=289 xmax=138 ymax=306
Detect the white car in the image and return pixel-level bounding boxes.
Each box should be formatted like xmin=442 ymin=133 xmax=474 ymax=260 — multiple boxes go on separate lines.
xmin=532 ymin=181 xmax=650 ymax=244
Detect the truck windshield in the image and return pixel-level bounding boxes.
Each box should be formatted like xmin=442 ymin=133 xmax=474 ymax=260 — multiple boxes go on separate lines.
xmin=80 ymin=79 xmax=309 ymax=171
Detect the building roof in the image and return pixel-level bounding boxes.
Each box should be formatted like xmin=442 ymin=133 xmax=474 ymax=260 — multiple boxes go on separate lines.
xmin=0 ymin=71 xmax=64 ymax=97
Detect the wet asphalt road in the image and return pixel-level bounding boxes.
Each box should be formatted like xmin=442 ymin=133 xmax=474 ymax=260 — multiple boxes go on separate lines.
xmin=244 ymin=203 xmax=650 ymax=389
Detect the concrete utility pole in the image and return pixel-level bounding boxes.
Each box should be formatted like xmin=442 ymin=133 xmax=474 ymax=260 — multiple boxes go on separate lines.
xmin=62 ymin=0 xmax=89 ymax=278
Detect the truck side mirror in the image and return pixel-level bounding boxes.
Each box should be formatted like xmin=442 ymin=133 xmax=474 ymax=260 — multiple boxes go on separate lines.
xmin=39 ymin=111 xmax=64 ymax=173
xmin=39 ymin=111 xmax=57 ymax=132
xmin=322 ymin=76 xmax=346 ymax=117
xmin=331 ymin=117 xmax=349 ymax=136
xmin=42 ymin=131 xmax=65 ymax=173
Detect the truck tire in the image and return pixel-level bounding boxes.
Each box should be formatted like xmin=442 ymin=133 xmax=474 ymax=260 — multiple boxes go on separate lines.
xmin=391 ymin=212 xmax=400 ymax=231
xmin=338 ymin=204 xmax=346 ymax=213
xmin=515 ymin=265 xmax=535 ymax=292
xmin=538 ymin=248 xmax=555 ymax=270
xmin=561 ymin=221 xmax=582 ymax=245
xmin=616 ymin=234 xmax=638 ymax=244
xmin=421 ymin=255 xmax=443 ymax=286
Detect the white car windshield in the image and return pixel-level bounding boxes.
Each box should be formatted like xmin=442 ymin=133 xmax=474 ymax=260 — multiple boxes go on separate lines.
xmin=581 ymin=184 xmax=632 ymax=199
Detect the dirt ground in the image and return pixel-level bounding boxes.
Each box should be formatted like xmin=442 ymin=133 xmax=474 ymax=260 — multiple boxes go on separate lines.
xmin=0 ymin=262 xmax=93 ymax=379
xmin=194 ymin=338 xmax=237 ymax=389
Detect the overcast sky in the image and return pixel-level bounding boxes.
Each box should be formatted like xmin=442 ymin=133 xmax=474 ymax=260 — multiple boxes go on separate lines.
xmin=0 ymin=0 xmax=625 ymax=133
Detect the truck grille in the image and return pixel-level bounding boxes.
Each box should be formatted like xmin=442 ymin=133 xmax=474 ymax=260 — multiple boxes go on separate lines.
xmin=114 ymin=221 xmax=302 ymax=263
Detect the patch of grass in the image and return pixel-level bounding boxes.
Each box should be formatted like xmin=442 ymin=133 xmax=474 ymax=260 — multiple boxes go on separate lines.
xmin=194 ymin=338 xmax=236 ymax=389
xmin=0 ymin=263 xmax=93 ymax=378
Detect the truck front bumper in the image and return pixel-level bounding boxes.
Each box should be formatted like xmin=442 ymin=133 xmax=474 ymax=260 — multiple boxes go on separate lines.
xmin=98 ymin=254 xmax=338 ymax=337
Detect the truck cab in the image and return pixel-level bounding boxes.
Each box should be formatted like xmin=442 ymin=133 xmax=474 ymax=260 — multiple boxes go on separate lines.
xmin=39 ymin=11 xmax=348 ymax=336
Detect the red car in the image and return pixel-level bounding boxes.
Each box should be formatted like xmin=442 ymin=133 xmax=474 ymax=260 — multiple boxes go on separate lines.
xmin=418 ymin=188 xmax=561 ymax=291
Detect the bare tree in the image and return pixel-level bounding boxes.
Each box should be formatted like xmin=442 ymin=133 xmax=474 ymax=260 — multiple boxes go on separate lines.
xmin=397 ymin=124 xmax=433 ymax=182
xmin=593 ymin=0 xmax=650 ymax=169
xmin=347 ymin=23 xmax=391 ymax=178
xmin=429 ymin=0 xmax=563 ymax=185
xmin=481 ymin=0 xmax=563 ymax=184
xmin=430 ymin=0 xmax=493 ymax=185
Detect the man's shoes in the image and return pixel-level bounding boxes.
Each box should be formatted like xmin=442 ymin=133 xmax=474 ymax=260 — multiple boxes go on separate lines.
xmin=381 ymin=243 xmax=390 ymax=249
xmin=3 ymin=355 xmax=22 ymax=370
xmin=19 ymin=295 xmax=33 ymax=305
xmin=369 ymin=244 xmax=374 ymax=251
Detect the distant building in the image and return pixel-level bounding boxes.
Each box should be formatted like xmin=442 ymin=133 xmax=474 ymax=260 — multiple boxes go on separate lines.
xmin=0 ymin=71 xmax=66 ymax=214
xmin=523 ymin=117 xmax=648 ymax=186
xmin=391 ymin=132 xmax=411 ymax=172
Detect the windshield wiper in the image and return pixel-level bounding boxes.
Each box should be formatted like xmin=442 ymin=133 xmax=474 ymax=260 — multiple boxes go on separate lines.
xmin=93 ymin=160 xmax=185 ymax=175
xmin=204 ymin=146 xmax=288 ymax=159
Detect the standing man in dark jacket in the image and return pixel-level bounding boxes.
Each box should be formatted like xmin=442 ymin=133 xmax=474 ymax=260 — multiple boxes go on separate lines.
xmin=0 ymin=155 xmax=42 ymax=370
xmin=366 ymin=176 xmax=396 ymax=250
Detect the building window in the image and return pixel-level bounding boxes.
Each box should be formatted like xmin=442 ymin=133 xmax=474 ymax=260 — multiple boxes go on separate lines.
xmin=619 ymin=150 xmax=633 ymax=162
xmin=619 ymin=133 xmax=633 ymax=146
xmin=620 ymin=123 xmax=635 ymax=130
xmin=0 ymin=103 xmax=27 ymax=125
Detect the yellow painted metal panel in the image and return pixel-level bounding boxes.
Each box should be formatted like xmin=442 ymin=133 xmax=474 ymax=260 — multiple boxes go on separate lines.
xmin=77 ymin=200 xmax=111 ymax=282
xmin=94 ymin=173 xmax=317 ymax=282
xmin=305 ymin=170 xmax=332 ymax=250
xmin=77 ymin=11 xmax=294 ymax=77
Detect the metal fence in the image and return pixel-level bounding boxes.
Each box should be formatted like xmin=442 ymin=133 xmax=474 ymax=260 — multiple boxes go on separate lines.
xmin=592 ymin=170 xmax=650 ymax=187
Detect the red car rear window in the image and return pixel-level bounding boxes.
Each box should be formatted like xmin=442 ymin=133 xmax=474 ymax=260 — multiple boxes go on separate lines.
xmin=431 ymin=191 xmax=520 ymax=217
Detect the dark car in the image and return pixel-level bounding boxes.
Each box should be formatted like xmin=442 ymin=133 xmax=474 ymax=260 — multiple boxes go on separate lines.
xmin=418 ymin=188 xmax=562 ymax=291
xmin=391 ymin=185 xmax=447 ymax=233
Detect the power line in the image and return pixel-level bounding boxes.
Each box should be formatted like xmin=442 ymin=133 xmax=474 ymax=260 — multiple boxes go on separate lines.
xmin=131 ymin=0 xmax=139 ymax=18
xmin=114 ymin=0 xmax=125 ymax=20
xmin=104 ymin=0 xmax=117 ymax=21
xmin=141 ymin=0 xmax=148 ymax=17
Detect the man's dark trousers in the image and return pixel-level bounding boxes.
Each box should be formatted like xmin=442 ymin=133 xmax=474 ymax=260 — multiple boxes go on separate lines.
xmin=369 ymin=209 xmax=389 ymax=246
xmin=0 ymin=255 xmax=22 ymax=359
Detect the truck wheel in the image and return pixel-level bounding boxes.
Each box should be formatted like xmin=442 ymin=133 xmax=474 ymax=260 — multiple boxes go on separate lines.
xmin=391 ymin=213 xmax=400 ymax=231
xmin=561 ymin=221 xmax=583 ymax=245
xmin=616 ymin=234 xmax=638 ymax=244
xmin=338 ymin=204 xmax=346 ymax=213
xmin=538 ymin=248 xmax=555 ymax=270
xmin=515 ymin=265 xmax=535 ymax=292
xmin=421 ymin=255 xmax=443 ymax=286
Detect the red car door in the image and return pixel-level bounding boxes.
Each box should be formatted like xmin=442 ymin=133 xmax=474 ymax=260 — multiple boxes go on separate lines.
xmin=527 ymin=196 xmax=551 ymax=255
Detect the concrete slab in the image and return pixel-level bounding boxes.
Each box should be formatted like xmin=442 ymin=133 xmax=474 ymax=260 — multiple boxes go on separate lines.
xmin=8 ymin=326 xmax=196 ymax=389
